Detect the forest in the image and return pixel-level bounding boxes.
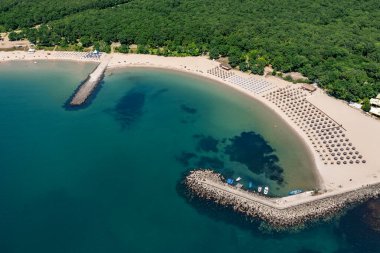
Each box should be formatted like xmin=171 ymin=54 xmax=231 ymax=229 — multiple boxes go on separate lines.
xmin=0 ymin=0 xmax=379 ymax=102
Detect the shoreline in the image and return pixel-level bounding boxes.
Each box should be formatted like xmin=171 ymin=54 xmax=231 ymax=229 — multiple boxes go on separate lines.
xmin=2 ymin=50 xmax=380 ymax=226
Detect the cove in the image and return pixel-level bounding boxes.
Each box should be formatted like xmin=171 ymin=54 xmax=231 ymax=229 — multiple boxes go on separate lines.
xmin=2 ymin=61 xmax=372 ymax=253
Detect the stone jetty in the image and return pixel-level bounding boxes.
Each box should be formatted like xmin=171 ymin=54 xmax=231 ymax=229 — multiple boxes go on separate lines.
xmin=185 ymin=169 xmax=380 ymax=230
xmin=70 ymin=56 xmax=111 ymax=106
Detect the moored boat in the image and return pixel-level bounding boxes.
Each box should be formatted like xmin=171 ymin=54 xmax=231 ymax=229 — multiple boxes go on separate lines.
xmin=288 ymin=189 xmax=303 ymax=195
xmin=264 ymin=186 xmax=269 ymax=195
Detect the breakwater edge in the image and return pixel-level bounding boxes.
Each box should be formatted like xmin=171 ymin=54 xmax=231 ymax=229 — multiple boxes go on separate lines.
xmin=185 ymin=169 xmax=380 ymax=231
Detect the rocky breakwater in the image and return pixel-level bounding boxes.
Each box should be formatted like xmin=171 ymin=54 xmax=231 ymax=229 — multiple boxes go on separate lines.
xmin=185 ymin=169 xmax=380 ymax=230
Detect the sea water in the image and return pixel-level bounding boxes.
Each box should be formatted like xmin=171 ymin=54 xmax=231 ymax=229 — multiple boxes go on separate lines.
xmin=0 ymin=61 xmax=378 ymax=253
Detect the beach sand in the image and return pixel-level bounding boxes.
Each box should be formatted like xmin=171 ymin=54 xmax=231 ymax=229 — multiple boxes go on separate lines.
xmin=2 ymin=50 xmax=380 ymax=204
xmin=0 ymin=50 xmax=102 ymax=62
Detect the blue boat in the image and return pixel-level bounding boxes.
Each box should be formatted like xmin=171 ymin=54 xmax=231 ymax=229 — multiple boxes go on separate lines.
xmin=248 ymin=182 xmax=253 ymax=189
xmin=288 ymin=189 xmax=303 ymax=195
xmin=227 ymin=178 xmax=234 ymax=185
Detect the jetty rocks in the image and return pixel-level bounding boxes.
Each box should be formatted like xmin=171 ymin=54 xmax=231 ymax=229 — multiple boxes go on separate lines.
xmin=185 ymin=169 xmax=380 ymax=230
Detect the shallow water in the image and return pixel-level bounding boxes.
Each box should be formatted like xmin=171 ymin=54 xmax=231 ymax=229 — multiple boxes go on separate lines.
xmin=0 ymin=61 xmax=378 ymax=252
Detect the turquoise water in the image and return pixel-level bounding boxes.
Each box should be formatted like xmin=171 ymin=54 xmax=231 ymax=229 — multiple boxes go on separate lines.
xmin=0 ymin=61 xmax=379 ymax=252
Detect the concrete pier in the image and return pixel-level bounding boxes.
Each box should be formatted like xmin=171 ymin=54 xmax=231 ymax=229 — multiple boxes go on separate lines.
xmin=70 ymin=56 xmax=111 ymax=106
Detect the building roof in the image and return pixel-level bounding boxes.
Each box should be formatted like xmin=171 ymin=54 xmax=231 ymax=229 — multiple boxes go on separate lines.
xmin=370 ymin=107 xmax=380 ymax=117
xmin=301 ymin=84 xmax=317 ymax=92
xmin=349 ymin=102 xmax=362 ymax=109
xmin=220 ymin=63 xmax=232 ymax=70
xmin=370 ymin=98 xmax=380 ymax=107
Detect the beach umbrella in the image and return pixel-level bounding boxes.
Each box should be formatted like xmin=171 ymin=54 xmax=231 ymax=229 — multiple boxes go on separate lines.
xmin=362 ymin=160 xmax=366 ymax=163
xmin=350 ymin=160 xmax=353 ymax=164
xmin=356 ymin=160 xmax=360 ymax=164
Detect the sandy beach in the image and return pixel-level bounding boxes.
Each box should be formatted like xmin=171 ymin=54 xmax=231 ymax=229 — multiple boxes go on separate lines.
xmin=107 ymin=53 xmax=380 ymax=195
xmin=0 ymin=50 xmax=102 ymax=63
xmin=1 ymin=50 xmax=380 ymax=203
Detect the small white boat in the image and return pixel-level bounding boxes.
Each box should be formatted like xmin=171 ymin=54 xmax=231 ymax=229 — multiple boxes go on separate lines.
xmin=264 ymin=186 xmax=269 ymax=195
xmin=288 ymin=189 xmax=303 ymax=195
xmin=236 ymin=177 xmax=242 ymax=182
xmin=258 ymin=186 xmax=262 ymax=193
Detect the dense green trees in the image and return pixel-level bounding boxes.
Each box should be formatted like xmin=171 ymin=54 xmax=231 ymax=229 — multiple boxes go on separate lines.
xmin=361 ymin=98 xmax=371 ymax=112
xmin=8 ymin=31 xmax=24 ymax=41
xmin=0 ymin=0 xmax=130 ymax=30
xmin=0 ymin=0 xmax=379 ymax=102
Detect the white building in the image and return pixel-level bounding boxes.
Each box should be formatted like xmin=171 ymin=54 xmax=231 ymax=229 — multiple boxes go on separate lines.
xmin=369 ymin=96 xmax=380 ymax=117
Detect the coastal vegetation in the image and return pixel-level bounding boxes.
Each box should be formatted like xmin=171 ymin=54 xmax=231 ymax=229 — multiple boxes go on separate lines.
xmin=1 ymin=0 xmax=379 ymax=102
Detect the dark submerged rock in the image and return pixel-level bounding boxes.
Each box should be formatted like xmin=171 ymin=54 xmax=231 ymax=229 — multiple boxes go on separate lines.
xmin=225 ymin=131 xmax=284 ymax=183
xmin=194 ymin=135 xmax=219 ymax=152
xmin=107 ymin=86 xmax=146 ymax=128
xmin=181 ymin=104 xmax=197 ymax=114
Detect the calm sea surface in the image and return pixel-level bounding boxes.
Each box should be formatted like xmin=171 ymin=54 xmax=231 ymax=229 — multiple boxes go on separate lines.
xmin=0 ymin=61 xmax=378 ymax=252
